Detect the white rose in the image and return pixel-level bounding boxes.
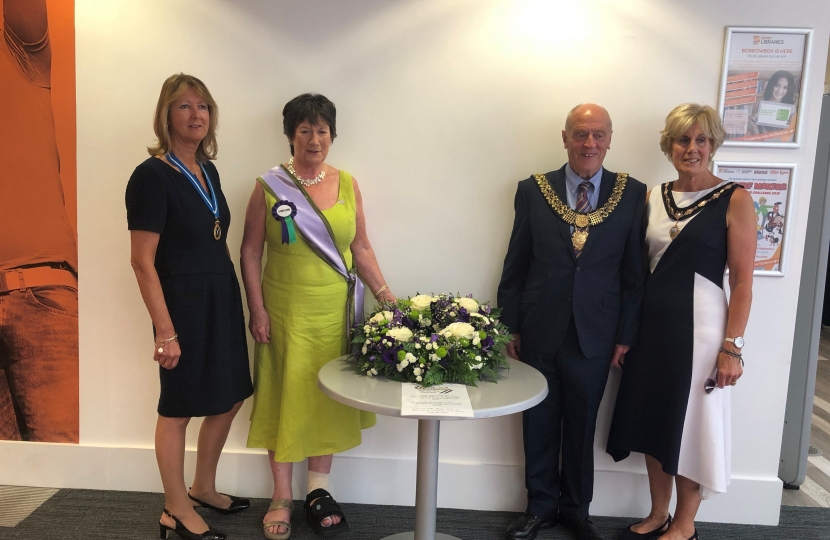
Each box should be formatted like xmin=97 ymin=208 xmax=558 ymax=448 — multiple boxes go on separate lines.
xmin=386 ymin=327 xmax=414 ymax=342
xmin=416 ymin=376 xmax=423 ymax=382
xmin=370 ymin=310 xmax=394 ymax=324
xmin=472 ymin=337 xmax=480 ymax=346
xmin=371 ymin=368 xmax=378 ymax=375
xmin=415 ymin=344 xmax=421 ymax=349
xmin=443 ymin=322 xmax=476 ymax=340
xmin=455 ymin=297 xmax=479 ymax=312
xmin=367 ymin=371 xmax=373 ymax=377
xmin=475 ymin=355 xmax=482 ymax=361
xmin=363 ymin=325 xmax=371 ymax=332
xmin=413 ymin=367 xmax=422 ymax=376
xmin=410 ymin=294 xmax=436 ymax=311
xmin=361 ymin=345 xmax=368 ymax=354
xmin=400 ymin=359 xmax=409 ymax=368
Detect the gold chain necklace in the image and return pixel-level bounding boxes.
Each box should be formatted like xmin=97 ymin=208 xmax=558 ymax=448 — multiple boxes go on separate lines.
xmin=287 ymin=157 xmax=326 ymax=187
xmin=662 ymin=181 xmax=737 ymax=239
xmin=534 ymin=172 xmax=628 ymax=251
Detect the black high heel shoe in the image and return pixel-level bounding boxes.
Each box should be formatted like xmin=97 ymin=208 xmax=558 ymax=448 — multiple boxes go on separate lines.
xmin=159 ymin=509 xmax=227 ymax=540
xmin=620 ymin=514 xmax=671 ymax=539
xmin=188 ymin=490 xmax=250 ymax=514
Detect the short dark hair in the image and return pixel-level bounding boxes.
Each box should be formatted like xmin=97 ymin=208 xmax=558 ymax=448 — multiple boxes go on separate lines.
xmin=282 ymin=93 xmax=337 ymax=155
xmin=763 ymin=70 xmax=796 ymax=104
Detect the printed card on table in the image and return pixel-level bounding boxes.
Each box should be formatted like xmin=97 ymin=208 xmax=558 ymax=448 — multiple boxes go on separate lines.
xmin=401 ymin=383 xmax=474 ymax=418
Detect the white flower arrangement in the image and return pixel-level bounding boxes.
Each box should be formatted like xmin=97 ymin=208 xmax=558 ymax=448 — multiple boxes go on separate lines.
xmin=351 ymin=293 xmax=511 ymax=386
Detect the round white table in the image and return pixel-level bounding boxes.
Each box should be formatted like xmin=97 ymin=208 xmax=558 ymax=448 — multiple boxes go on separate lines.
xmin=318 ymin=356 xmax=548 ymax=540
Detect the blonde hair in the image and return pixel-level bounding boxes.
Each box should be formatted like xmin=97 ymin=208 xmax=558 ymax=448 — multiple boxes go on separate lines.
xmin=659 ymin=103 xmax=724 ymax=161
xmin=147 ymin=73 xmax=218 ymax=161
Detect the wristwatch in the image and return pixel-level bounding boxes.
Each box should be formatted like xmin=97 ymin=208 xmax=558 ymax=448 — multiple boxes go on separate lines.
xmin=724 ymin=336 xmax=744 ymax=349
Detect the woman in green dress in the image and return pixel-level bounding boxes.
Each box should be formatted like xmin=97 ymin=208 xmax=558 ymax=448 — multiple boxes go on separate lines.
xmin=240 ymin=93 xmax=395 ymax=539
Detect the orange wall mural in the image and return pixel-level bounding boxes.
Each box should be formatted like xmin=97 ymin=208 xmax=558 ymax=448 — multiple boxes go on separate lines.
xmin=0 ymin=0 xmax=78 ymax=443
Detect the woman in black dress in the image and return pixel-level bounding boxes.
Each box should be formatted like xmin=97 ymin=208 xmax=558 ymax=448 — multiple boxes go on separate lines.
xmin=127 ymin=73 xmax=253 ymax=540
xmin=607 ymin=104 xmax=755 ymax=540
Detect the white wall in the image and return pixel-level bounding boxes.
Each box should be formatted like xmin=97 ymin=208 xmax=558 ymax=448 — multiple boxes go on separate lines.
xmin=2 ymin=0 xmax=829 ymax=526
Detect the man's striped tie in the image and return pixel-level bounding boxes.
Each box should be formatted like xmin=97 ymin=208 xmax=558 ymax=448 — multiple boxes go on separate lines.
xmin=574 ymin=181 xmax=593 ymax=257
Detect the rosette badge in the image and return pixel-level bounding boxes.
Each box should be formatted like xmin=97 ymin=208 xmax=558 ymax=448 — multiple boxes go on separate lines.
xmin=351 ymin=293 xmax=512 ymax=387
xmin=272 ymin=200 xmax=298 ymax=244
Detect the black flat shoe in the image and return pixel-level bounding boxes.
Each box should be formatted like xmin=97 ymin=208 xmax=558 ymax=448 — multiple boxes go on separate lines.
xmin=188 ymin=491 xmax=250 ymax=515
xmin=620 ymin=515 xmax=671 ymax=539
xmin=505 ymin=513 xmax=556 ymax=540
xmin=563 ymin=517 xmax=604 ymax=540
xmin=304 ymin=488 xmax=349 ymax=537
xmin=159 ymin=509 xmax=226 ymax=540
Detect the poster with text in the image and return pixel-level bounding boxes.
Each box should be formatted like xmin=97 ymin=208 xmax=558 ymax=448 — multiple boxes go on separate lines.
xmin=714 ymin=163 xmax=794 ymax=276
xmin=718 ymin=27 xmax=812 ymax=148
xmin=0 ymin=0 xmax=78 ymax=443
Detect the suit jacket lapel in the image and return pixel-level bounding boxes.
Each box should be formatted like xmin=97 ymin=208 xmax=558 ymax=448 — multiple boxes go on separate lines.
xmin=546 ymin=166 xmax=576 ymax=261
xmin=595 ymin=167 xmax=614 ymax=208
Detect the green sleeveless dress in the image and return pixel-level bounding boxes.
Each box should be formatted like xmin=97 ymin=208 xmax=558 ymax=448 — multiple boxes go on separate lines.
xmin=247 ymin=170 xmax=376 ymax=462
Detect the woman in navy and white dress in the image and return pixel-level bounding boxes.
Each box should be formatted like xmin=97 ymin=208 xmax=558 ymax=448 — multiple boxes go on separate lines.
xmin=607 ymin=104 xmax=756 ymax=540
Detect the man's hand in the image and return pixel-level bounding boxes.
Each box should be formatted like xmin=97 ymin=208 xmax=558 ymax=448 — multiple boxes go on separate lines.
xmin=611 ymin=344 xmax=629 ymax=369
xmin=506 ymin=334 xmax=522 ymax=360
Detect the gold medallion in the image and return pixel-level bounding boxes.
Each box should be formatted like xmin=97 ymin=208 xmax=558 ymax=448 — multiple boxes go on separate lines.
xmin=533 ymin=172 xmax=629 ymax=253
xmin=214 ymin=219 xmax=222 ymax=240
xmin=662 ymin=181 xmax=739 ymax=237
xmin=572 ymin=229 xmax=588 ymax=250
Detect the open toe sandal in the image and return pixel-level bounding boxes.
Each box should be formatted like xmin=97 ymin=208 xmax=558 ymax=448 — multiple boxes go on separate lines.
xmin=263 ymin=499 xmax=293 ymax=540
xmin=304 ymin=488 xmax=349 ymax=537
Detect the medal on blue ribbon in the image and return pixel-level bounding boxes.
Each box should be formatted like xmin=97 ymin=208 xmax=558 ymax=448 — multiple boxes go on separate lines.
xmin=166 ymin=152 xmax=222 ymax=240
xmin=272 ymin=200 xmax=298 ymax=244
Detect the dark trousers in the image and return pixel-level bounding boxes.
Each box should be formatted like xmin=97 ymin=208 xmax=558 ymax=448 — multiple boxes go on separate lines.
xmin=0 ymin=286 xmax=79 ymax=442
xmin=521 ymin=318 xmax=612 ymax=522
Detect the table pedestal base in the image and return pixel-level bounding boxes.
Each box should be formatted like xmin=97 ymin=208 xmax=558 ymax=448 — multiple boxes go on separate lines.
xmin=381 ymin=533 xmax=461 ymax=540
xmin=383 ymin=419 xmax=464 ymax=540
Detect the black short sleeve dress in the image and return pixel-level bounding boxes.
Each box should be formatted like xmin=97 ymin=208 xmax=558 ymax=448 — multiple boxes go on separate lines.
xmin=125 ymin=157 xmax=253 ymax=417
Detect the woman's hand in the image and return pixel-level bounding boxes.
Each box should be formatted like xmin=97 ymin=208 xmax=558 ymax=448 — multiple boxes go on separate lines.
xmin=249 ymin=308 xmax=271 ymax=343
xmin=375 ymin=290 xmax=396 ymax=304
xmin=716 ymin=349 xmax=743 ymax=388
xmin=154 ymin=339 xmax=181 ymax=370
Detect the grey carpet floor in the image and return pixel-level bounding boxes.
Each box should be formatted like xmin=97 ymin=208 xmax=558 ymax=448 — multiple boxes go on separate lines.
xmin=1 ymin=488 xmax=829 ymax=539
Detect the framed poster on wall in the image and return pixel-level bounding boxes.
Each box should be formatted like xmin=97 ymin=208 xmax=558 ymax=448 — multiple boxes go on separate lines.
xmin=718 ymin=27 xmax=813 ymax=148
xmin=713 ymin=162 xmax=796 ymax=276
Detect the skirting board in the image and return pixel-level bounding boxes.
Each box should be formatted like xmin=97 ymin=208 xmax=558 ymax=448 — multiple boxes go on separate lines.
xmin=0 ymin=442 xmax=782 ymax=525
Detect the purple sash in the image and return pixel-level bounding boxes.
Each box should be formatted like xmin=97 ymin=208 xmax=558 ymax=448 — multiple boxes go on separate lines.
xmin=258 ymin=166 xmax=365 ymax=336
